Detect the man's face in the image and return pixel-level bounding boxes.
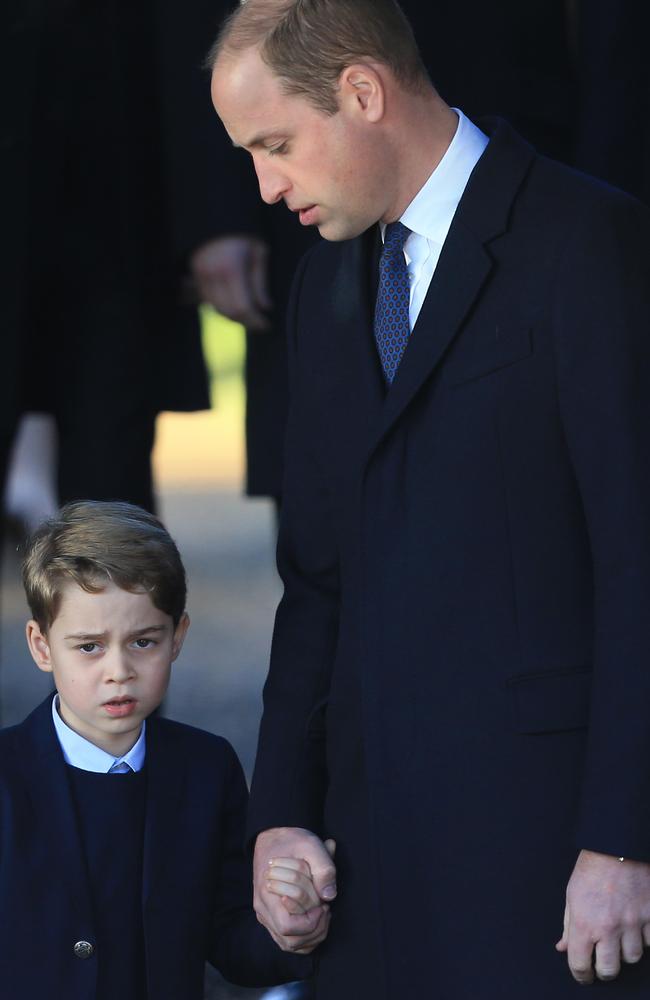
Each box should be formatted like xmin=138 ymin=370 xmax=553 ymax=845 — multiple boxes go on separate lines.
xmin=26 ymin=582 xmax=188 ymax=756
xmin=212 ymin=48 xmax=389 ymax=241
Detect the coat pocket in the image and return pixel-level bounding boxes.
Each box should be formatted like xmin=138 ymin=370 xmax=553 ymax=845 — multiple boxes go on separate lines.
xmin=447 ymin=326 xmax=533 ymax=385
xmin=506 ymin=666 xmax=592 ymax=734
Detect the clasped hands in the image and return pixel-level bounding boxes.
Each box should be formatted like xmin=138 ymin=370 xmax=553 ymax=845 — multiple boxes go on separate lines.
xmin=256 ymin=829 xmax=650 ymax=980
xmin=253 ymin=827 xmax=337 ymax=954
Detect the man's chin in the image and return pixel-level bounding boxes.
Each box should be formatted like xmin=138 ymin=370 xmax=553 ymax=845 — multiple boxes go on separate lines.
xmin=318 ymin=218 xmax=371 ymax=243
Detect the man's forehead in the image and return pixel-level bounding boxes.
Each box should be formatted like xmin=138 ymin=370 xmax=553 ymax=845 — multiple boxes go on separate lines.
xmin=212 ymin=45 xmax=273 ymax=103
xmin=212 ymin=49 xmax=305 ymax=147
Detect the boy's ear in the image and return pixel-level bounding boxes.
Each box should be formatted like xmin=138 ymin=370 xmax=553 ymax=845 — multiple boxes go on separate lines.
xmin=171 ymin=613 xmax=190 ymax=662
xmin=26 ymin=620 xmax=53 ymax=673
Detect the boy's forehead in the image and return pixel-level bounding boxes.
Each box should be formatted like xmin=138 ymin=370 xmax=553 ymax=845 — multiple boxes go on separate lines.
xmin=52 ymin=580 xmax=168 ymax=632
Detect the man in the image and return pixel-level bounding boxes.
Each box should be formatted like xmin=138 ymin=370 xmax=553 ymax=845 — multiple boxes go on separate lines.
xmin=205 ymin=0 xmax=576 ymax=505
xmin=210 ymin=1 xmax=650 ymax=996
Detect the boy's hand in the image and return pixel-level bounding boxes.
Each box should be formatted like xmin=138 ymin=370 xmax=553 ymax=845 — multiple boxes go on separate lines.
xmin=253 ymin=827 xmax=337 ymax=954
xmin=267 ymin=842 xmax=337 ymax=916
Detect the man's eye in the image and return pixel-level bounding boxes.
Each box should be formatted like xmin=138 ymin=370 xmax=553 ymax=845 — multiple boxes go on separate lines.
xmin=268 ymin=143 xmax=287 ymax=157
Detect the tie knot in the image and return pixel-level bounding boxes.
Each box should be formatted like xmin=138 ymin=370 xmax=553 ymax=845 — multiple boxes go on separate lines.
xmin=109 ymin=761 xmax=133 ymax=774
xmin=383 ymin=221 xmax=411 ymax=256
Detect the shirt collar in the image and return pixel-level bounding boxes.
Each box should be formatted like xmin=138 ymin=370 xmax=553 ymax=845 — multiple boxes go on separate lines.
xmin=51 ymin=694 xmax=146 ymax=773
xmin=381 ymin=109 xmax=489 ymax=249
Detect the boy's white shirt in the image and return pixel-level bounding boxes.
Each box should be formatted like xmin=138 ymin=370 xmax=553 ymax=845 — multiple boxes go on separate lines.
xmin=51 ymin=693 xmax=146 ymax=773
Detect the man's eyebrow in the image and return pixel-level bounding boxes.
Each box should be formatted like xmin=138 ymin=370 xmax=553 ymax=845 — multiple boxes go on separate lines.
xmin=64 ymin=625 xmax=168 ymax=641
xmin=234 ymin=131 xmax=285 ymax=150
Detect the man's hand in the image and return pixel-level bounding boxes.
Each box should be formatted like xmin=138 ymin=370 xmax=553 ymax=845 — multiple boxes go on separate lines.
xmin=557 ymin=849 xmax=650 ymax=983
xmin=189 ymin=236 xmax=271 ymax=330
xmin=253 ymin=827 xmax=337 ymax=954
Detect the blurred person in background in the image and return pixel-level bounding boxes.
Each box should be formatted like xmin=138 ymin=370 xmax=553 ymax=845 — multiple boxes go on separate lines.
xmin=0 ymin=0 xmax=265 ymax=520
xmin=572 ymin=0 xmax=650 ymax=205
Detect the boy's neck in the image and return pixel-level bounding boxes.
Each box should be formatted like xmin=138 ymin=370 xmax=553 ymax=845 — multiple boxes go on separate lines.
xmin=53 ymin=696 xmax=146 ymax=769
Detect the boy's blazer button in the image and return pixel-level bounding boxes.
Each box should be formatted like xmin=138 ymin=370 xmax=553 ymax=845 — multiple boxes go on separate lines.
xmin=73 ymin=941 xmax=95 ymax=960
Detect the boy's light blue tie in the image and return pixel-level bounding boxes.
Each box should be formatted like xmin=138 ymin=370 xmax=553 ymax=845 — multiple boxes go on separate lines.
xmin=374 ymin=221 xmax=412 ymax=384
xmin=109 ymin=761 xmax=133 ymax=774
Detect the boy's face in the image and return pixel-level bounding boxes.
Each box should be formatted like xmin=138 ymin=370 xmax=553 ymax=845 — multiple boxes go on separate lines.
xmin=26 ymin=581 xmax=189 ymax=757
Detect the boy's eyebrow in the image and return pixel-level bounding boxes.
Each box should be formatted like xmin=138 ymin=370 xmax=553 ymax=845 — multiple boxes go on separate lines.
xmin=64 ymin=625 xmax=169 ymax=641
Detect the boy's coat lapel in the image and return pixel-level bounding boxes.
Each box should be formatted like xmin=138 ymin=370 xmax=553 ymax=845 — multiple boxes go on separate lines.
xmin=142 ymin=717 xmax=186 ymax=905
xmin=19 ymin=698 xmax=186 ymax=921
xmin=20 ymin=697 xmax=95 ymax=929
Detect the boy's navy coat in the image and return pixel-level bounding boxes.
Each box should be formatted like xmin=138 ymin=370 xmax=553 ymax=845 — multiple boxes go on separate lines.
xmin=0 ymin=697 xmax=309 ymax=999
xmin=247 ymin=120 xmax=650 ymax=998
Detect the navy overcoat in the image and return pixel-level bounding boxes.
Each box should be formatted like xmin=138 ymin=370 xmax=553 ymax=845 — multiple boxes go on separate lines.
xmin=247 ymin=120 xmax=650 ymax=998
xmin=0 ymin=698 xmax=309 ymax=998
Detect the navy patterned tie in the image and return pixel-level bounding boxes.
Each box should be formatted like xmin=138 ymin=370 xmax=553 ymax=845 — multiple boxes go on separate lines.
xmin=374 ymin=221 xmax=412 ymax=384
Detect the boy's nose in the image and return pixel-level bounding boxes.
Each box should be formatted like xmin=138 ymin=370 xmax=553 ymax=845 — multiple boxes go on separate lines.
xmin=106 ymin=652 xmax=135 ymax=682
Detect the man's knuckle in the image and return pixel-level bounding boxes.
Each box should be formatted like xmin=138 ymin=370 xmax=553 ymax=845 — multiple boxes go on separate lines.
xmin=595 ymin=918 xmax=617 ymax=937
xmin=569 ymin=914 xmax=590 ymax=934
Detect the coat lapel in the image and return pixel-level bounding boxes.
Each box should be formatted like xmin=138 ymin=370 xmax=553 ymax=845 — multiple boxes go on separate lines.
xmin=328 ymin=225 xmax=385 ymax=422
xmin=18 ymin=697 xmax=94 ymax=921
xmin=365 ymin=119 xmax=536 ymax=461
xmin=142 ymin=718 xmax=186 ymax=905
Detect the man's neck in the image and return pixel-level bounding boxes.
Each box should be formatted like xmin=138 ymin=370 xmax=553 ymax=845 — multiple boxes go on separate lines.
xmin=384 ymin=96 xmax=458 ymax=224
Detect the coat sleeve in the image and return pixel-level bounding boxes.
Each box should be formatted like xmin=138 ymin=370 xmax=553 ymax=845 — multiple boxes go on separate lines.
xmin=550 ymin=187 xmax=650 ymax=860
xmin=246 ymin=248 xmax=341 ymax=843
xmin=209 ymin=740 xmax=313 ymax=986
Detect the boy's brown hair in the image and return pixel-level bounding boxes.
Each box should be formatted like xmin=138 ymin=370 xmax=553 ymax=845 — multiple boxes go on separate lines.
xmin=22 ymin=501 xmax=187 ymax=631
xmin=209 ymin=0 xmax=430 ymax=116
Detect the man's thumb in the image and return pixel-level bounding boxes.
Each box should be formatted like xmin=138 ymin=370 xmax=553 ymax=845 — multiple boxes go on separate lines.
xmin=313 ymin=839 xmax=338 ymax=901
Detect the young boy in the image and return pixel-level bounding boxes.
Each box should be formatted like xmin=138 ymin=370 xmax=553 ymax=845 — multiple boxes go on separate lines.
xmin=0 ymin=501 xmax=327 ymax=998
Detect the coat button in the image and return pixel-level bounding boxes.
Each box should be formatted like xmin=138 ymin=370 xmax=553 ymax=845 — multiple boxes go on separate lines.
xmin=73 ymin=940 xmax=95 ymax=959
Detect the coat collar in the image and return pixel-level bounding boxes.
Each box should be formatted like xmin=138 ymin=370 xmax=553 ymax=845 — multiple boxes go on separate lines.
xmin=339 ymin=118 xmax=536 ymax=463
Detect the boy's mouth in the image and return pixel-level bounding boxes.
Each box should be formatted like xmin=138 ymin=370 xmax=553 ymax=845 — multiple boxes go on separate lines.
xmin=103 ymin=697 xmax=137 ymax=718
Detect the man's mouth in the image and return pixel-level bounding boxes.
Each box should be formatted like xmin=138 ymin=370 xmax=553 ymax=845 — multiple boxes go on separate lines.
xmin=297 ymin=205 xmax=318 ymax=225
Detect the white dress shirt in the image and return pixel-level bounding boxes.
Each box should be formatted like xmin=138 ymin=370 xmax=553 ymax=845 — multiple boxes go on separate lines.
xmin=51 ymin=694 xmax=146 ymax=773
xmin=380 ymin=110 xmax=489 ymax=330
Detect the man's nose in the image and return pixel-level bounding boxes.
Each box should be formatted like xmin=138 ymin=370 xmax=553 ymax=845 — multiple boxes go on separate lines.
xmin=254 ymin=158 xmax=290 ymax=206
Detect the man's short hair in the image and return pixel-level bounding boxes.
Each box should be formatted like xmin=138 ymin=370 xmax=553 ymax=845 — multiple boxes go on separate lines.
xmin=23 ymin=501 xmax=187 ymax=631
xmin=210 ymin=0 xmax=430 ymax=115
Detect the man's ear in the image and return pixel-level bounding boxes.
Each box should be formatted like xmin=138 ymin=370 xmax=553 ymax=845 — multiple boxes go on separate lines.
xmin=339 ymin=63 xmax=386 ymax=123
xmin=171 ymin=612 xmax=190 ymax=662
xmin=26 ymin=620 xmax=53 ymax=674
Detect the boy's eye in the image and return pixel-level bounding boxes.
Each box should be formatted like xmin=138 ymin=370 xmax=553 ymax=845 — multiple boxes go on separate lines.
xmin=79 ymin=643 xmax=99 ymax=654
xmin=268 ymin=143 xmax=288 ymax=157
xmin=133 ymin=637 xmax=154 ymax=649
